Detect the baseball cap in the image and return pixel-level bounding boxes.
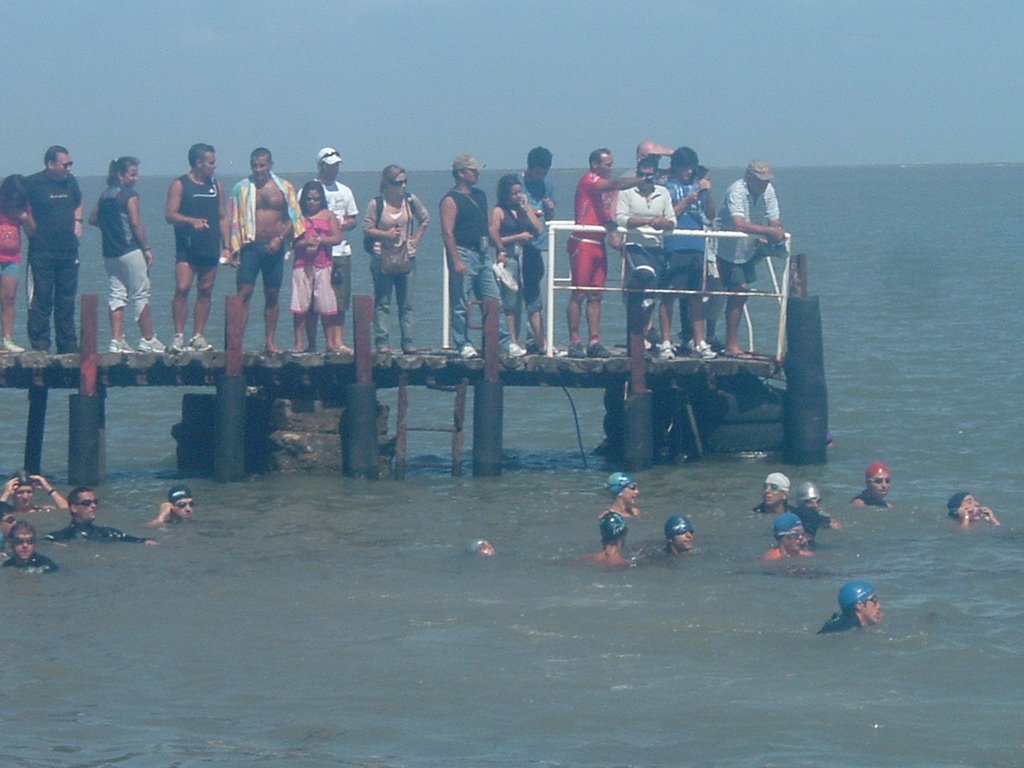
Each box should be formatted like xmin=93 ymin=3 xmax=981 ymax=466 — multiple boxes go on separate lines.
xmin=838 ymin=580 xmax=876 ymax=611
xmin=168 ymin=483 xmax=192 ymax=503
xmin=317 ymin=147 xmax=343 ymax=165
xmin=746 ymin=160 xmax=773 ymax=181
xmin=600 ymin=511 xmax=627 ymax=542
xmin=865 ymin=461 xmax=890 ymax=479
xmin=452 ymin=154 xmax=484 ymax=172
xmin=772 ymin=512 xmax=804 ymax=538
xmin=664 ymin=515 xmax=694 ymax=538
xmin=765 ymin=472 xmax=790 ymax=493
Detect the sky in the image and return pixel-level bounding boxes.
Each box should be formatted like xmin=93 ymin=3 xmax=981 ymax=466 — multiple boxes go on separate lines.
xmin=4 ymin=0 xmax=1022 ymax=177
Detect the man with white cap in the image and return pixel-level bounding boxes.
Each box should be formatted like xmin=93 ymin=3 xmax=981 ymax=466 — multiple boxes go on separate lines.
xmin=310 ymin=147 xmax=358 ymax=352
xmin=712 ymin=160 xmax=786 ymax=357
xmin=751 ymin=471 xmax=795 ymax=516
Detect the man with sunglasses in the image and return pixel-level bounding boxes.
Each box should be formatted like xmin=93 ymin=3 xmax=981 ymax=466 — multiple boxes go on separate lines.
xmin=850 ymin=461 xmax=893 ymax=509
xmin=751 ymin=472 xmax=797 ymax=516
xmin=45 ymin=487 xmax=157 ymax=544
xmin=3 ymin=521 xmax=58 ymax=572
xmin=148 ymin=483 xmax=196 ymax=526
xmin=818 ymin=581 xmax=883 ymax=634
xmin=25 ymin=145 xmax=83 ymax=353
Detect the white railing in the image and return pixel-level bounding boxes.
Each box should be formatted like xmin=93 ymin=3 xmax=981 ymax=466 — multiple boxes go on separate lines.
xmin=442 ymin=223 xmax=792 ymax=360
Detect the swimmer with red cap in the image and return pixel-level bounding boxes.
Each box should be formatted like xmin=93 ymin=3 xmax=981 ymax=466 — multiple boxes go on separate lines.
xmin=850 ymin=461 xmax=892 ymax=509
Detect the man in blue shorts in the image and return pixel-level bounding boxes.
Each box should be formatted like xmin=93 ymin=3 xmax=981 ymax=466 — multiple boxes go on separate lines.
xmin=229 ymin=148 xmax=304 ymax=353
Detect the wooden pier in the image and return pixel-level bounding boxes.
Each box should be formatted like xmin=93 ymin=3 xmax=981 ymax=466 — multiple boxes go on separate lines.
xmin=3 ymin=293 xmax=827 ymax=483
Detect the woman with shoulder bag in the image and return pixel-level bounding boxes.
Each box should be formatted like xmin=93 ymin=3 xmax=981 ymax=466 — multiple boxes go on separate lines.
xmin=363 ymin=165 xmax=429 ymax=354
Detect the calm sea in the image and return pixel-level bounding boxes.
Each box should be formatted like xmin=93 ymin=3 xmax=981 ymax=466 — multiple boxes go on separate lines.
xmin=0 ymin=164 xmax=1021 ymax=767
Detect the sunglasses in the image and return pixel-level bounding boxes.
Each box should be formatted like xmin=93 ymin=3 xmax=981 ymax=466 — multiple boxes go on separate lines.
xmin=388 ymin=178 xmax=408 ymax=186
xmin=74 ymin=498 xmax=98 ymax=506
xmin=13 ymin=537 xmax=35 ymax=545
xmin=870 ymin=477 xmax=891 ymax=485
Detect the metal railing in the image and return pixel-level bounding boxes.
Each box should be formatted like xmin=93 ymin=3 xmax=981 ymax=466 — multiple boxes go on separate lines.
xmin=442 ymin=222 xmax=792 ymax=360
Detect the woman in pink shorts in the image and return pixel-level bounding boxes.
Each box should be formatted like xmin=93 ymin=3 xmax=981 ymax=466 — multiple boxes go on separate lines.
xmin=0 ymin=175 xmax=36 ymax=353
xmin=292 ymin=182 xmax=342 ymax=352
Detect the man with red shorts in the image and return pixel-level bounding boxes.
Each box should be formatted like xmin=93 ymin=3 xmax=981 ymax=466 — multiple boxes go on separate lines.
xmin=566 ymin=148 xmax=642 ymax=358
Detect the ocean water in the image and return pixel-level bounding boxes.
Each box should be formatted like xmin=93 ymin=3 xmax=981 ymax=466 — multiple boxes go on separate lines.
xmin=0 ymin=164 xmax=1021 ymax=767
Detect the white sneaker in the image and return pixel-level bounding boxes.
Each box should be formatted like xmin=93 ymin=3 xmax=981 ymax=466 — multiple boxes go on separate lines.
xmin=688 ymin=339 xmax=717 ymax=360
xmin=170 ymin=333 xmax=187 ymax=353
xmin=657 ymin=341 xmax=675 ymax=361
xmin=138 ymin=336 xmax=166 ymax=353
xmin=460 ymin=344 xmax=479 ymax=359
xmin=2 ymin=337 xmax=24 ymax=353
xmin=507 ymin=342 xmax=527 ymax=358
xmin=190 ymin=334 xmax=213 ymax=351
xmin=109 ymin=338 xmax=133 ymax=354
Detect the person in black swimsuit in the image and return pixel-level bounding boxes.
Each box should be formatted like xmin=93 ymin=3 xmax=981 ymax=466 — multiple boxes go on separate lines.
xmin=3 ymin=521 xmax=58 ymax=572
xmin=45 ymin=487 xmax=157 ymax=545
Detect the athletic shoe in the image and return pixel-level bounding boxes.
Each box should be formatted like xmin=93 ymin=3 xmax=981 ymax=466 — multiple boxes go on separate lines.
xmin=190 ymin=334 xmax=213 ymax=352
xmin=109 ymin=338 xmax=133 ymax=354
xmin=688 ymin=339 xmax=718 ymax=360
xmin=170 ymin=333 xmax=187 ymax=353
xmin=460 ymin=344 xmax=479 ymax=359
xmin=507 ymin=342 xmax=527 ymax=358
xmin=567 ymin=341 xmax=586 ymax=358
xmin=138 ymin=336 xmax=166 ymax=353
xmin=657 ymin=341 xmax=675 ymax=361
xmin=3 ymin=337 xmax=25 ymax=353
xmin=586 ymin=341 xmax=610 ymax=358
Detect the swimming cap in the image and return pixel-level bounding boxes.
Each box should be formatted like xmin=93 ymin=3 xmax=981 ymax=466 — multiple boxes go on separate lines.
xmin=865 ymin=461 xmax=890 ymax=479
xmin=167 ymin=484 xmax=193 ymax=504
xmin=795 ymin=482 xmax=821 ymax=503
xmin=466 ymin=539 xmax=496 ymax=555
xmin=600 ymin=511 xmax=628 ymax=543
xmin=772 ymin=512 xmax=804 ymax=538
xmin=664 ymin=515 xmax=694 ymax=538
xmin=946 ymin=491 xmax=970 ymax=519
xmin=605 ymin=472 xmax=636 ymax=497
xmin=838 ymin=580 xmax=876 ymax=611
xmin=764 ymin=472 xmax=790 ymax=493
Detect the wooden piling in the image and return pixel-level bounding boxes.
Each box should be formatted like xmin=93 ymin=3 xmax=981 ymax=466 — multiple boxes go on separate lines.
xmin=214 ymin=295 xmax=247 ymax=482
xmin=472 ymin=299 xmax=503 ymax=476
xmin=622 ymin=291 xmax=653 ymax=470
xmin=68 ymin=294 xmax=105 ymax=484
xmin=783 ymin=295 xmax=828 ymax=464
xmin=24 ymin=386 xmax=48 ymax=474
xmin=342 ymin=295 xmax=379 ymax=478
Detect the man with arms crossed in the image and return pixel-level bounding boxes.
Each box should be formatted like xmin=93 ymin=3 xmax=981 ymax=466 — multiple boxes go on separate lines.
xmin=165 ymin=143 xmax=229 ymax=352
xmin=566 ymin=148 xmax=641 ymax=358
xmin=25 ymin=145 xmax=83 ymax=353
xmin=229 ymin=148 xmax=304 ymax=353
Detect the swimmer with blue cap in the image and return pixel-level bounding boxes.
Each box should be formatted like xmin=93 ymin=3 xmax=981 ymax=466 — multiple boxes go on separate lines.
xmin=761 ymin=511 xmax=812 ymax=561
xmin=818 ymin=580 xmax=883 ymax=633
xmin=600 ymin=472 xmax=641 ymax=518
xmin=664 ymin=515 xmax=695 ymax=555
xmin=585 ymin=511 xmax=632 ymax=567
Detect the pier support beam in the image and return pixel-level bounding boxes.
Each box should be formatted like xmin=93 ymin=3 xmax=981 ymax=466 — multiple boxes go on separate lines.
xmin=472 ymin=300 xmax=503 ymax=476
xmin=783 ymin=295 xmax=828 ymax=464
xmin=342 ymin=295 xmax=379 ymax=478
xmin=214 ymin=296 xmax=247 ymax=482
xmin=622 ymin=292 xmax=653 ymax=471
xmin=24 ymin=385 xmax=48 ymax=474
xmin=68 ymin=294 xmax=105 ymax=485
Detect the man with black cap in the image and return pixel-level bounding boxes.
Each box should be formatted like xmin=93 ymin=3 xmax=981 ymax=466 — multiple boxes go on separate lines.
xmin=711 ymin=160 xmax=785 ymax=358
xmin=585 ymin=512 xmax=632 ymax=567
xmin=148 ymin=483 xmax=196 ymax=526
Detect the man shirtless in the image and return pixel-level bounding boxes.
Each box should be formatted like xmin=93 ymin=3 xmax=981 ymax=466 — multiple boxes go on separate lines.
xmin=229 ymin=148 xmax=304 ymax=352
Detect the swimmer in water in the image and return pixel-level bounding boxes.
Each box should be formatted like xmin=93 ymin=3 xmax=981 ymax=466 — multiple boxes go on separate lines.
xmin=751 ymin=472 xmax=795 ymax=516
xmin=850 ymin=461 xmax=893 ymax=509
xmin=585 ymin=511 xmax=632 ymax=567
xmin=761 ymin=512 xmax=812 ymax=561
xmin=946 ymin=492 xmax=1000 ymax=528
xmin=466 ymin=539 xmax=496 ymax=556
xmin=2 ymin=521 xmax=58 ymax=572
xmin=601 ymin=472 xmax=641 ymax=518
xmin=45 ymin=487 xmax=158 ymax=545
xmin=793 ymin=481 xmax=842 ymax=545
xmin=1 ymin=471 xmax=68 ymax=513
xmin=663 ymin=515 xmax=695 ymax=555
xmin=148 ymin=483 xmax=196 ymax=526
xmin=818 ymin=580 xmax=883 ymax=634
